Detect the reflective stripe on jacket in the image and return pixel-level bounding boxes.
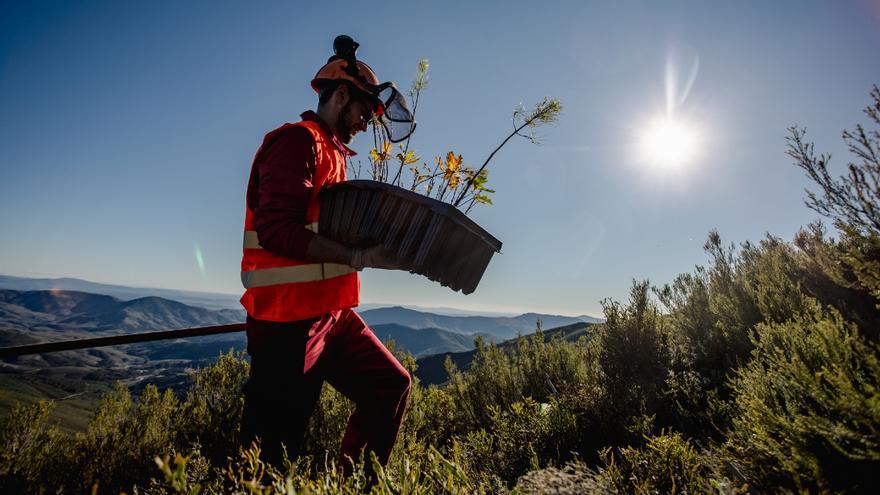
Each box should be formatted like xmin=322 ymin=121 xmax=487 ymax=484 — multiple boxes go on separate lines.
xmin=240 ymin=119 xmax=359 ymax=322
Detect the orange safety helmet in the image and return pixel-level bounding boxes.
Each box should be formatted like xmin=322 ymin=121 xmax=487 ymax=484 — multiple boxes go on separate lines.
xmin=310 ymin=35 xmax=416 ymax=143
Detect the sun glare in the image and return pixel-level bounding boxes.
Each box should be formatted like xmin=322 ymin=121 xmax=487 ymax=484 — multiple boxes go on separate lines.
xmin=639 ymin=117 xmax=699 ymax=168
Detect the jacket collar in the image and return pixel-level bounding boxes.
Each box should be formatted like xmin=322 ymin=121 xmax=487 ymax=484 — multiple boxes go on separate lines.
xmin=301 ymin=111 xmax=357 ymax=157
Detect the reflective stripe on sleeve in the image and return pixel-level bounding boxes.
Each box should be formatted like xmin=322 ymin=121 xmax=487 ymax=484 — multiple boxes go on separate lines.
xmin=241 ymin=263 xmax=357 ymax=288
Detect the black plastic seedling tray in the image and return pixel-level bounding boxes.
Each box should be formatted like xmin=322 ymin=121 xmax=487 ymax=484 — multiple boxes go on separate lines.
xmin=318 ymin=180 xmax=502 ymax=294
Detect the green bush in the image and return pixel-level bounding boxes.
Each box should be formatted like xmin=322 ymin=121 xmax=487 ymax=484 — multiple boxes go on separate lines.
xmin=2 ymin=224 xmax=878 ymax=494
xmin=148 ymin=442 xmax=488 ymax=495
xmin=560 ymin=279 xmax=672 ymax=457
xmin=459 ymin=396 xmax=578 ymax=485
xmin=68 ymin=382 xmax=179 ymax=493
xmin=600 ymin=432 xmax=723 ymax=495
xmin=656 ymin=230 xmax=828 ymax=439
xmin=727 ymin=306 xmax=880 ymax=492
xmin=0 ymin=401 xmax=61 ymax=493
xmin=444 ymin=326 xmax=593 ymax=434
xmin=597 ymin=280 xmax=669 ymax=420
xmin=178 ymin=351 xmax=249 ymax=464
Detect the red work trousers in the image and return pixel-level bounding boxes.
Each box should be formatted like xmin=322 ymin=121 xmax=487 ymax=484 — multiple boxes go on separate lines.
xmin=239 ymin=308 xmax=411 ymax=470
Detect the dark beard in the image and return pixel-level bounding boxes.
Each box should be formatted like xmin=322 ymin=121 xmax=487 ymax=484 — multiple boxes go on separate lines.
xmin=335 ymin=100 xmax=355 ymax=144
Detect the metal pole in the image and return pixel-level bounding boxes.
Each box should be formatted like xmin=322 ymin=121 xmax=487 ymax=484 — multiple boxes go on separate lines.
xmin=0 ymin=323 xmax=246 ymax=358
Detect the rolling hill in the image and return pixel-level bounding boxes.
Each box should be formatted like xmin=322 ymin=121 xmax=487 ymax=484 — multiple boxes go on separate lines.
xmin=0 ymin=275 xmax=242 ymax=310
xmin=370 ymin=323 xmax=479 ymax=357
xmin=360 ymin=306 xmax=601 ymax=339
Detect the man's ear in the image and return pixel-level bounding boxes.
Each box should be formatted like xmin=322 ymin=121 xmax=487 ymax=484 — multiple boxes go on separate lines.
xmin=334 ymin=83 xmax=350 ymax=106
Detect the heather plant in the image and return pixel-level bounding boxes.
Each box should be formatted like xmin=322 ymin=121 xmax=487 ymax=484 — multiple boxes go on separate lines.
xmin=726 ymin=305 xmax=880 ymax=492
xmin=0 ymin=401 xmax=61 ymax=493
xmin=787 ymin=84 xmax=880 ymax=329
xmin=149 ymin=441 xmax=489 ymax=495
xmin=459 ymin=396 xmax=578 ymax=486
xmin=593 ymin=280 xmax=670 ymax=440
xmin=177 ymin=350 xmax=249 ymax=464
xmin=66 ymin=382 xmax=179 ymax=493
xmin=599 ymin=432 xmax=725 ymax=494
xmin=794 ymin=221 xmax=880 ymax=334
xmin=655 ymin=231 xmax=816 ymax=438
xmin=444 ymin=327 xmax=593 ymax=433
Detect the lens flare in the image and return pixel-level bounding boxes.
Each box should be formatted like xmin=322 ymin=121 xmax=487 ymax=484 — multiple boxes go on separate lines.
xmin=193 ymin=242 xmax=206 ymax=277
xmin=635 ymin=48 xmax=703 ymax=171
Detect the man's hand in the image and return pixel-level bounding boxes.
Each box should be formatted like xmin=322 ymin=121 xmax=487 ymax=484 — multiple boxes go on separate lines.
xmin=350 ymin=245 xmax=408 ymax=271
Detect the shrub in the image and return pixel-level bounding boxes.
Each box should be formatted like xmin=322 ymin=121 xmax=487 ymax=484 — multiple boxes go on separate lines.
xmin=0 ymin=401 xmax=61 ymax=493
xmin=594 ymin=280 xmax=669 ymax=440
xmin=178 ymin=350 xmax=249 ymax=463
xmin=68 ymin=382 xmax=179 ymax=493
xmin=444 ymin=326 xmax=593 ymax=434
xmin=150 ymin=442 xmax=488 ymax=495
xmin=599 ymin=432 xmax=723 ymax=494
xmin=657 ymin=230 xmax=823 ymax=439
xmin=460 ymin=396 xmax=578 ymax=486
xmin=727 ymin=306 xmax=880 ymax=492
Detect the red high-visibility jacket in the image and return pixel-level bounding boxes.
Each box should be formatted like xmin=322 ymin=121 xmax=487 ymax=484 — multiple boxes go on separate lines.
xmin=240 ymin=117 xmax=359 ymax=322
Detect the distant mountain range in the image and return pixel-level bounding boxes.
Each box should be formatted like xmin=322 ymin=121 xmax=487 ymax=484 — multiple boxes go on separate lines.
xmin=0 ymin=289 xmax=244 ymax=338
xmin=0 ymin=288 xmax=594 ymax=359
xmin=0 ymin=275 xmax=242 ymax=310
xmin=0 ymin=276 xmax=603 ymax=385
xmin=0 ymin=275 xmax=603 ymax=360
xmin=0 ymin=275 xmax=604 ymax=322
xmin=359 ymin=306 xmax=601 ymax=340
xmin=370 ymin=324 xmax=478 ymax=357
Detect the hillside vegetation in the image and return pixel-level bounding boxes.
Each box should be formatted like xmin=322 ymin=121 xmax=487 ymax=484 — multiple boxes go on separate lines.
xmin=2 ymin=88 xmax=880 ymax=493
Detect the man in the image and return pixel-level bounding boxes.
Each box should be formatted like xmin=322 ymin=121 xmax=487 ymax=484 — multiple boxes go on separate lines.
xmin=238 ymin=36 xmax=415 ymax=472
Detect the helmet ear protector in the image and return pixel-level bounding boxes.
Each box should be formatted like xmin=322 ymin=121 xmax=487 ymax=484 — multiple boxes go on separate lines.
xmin=312 ymin=35 xmax=416 ymax=143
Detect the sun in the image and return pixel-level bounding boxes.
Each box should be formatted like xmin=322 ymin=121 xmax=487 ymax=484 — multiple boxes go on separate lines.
xmin=638 ymin=117 xmax=700 ymax=168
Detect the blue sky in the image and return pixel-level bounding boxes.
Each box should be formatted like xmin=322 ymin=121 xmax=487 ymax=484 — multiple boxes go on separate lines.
xmin=1 ymin=1 xmax=878 ymax=317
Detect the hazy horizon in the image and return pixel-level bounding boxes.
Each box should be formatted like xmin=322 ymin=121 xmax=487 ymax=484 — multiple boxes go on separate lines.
xmin=0 ymin=272 xmax=603 ymax=317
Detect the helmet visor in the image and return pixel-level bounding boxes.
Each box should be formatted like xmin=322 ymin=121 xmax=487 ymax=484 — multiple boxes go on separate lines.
xmin=375 ymin=83 xmax=416 ymax=143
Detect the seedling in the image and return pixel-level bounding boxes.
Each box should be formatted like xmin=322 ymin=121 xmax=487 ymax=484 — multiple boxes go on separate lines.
xmin=356 ymin=60 xmax=562 ymax=214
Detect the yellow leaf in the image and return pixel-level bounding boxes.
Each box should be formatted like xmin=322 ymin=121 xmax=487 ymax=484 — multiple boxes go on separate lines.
xmin=370 ymin=141 xmax=392 ymax=163
xmin=449 ymin=173 xmax=459 ymax=190
xmin=445 ymin=151 xmax=462 ymax=173
xmin=442 ymin=151 xmax=463 ymax=187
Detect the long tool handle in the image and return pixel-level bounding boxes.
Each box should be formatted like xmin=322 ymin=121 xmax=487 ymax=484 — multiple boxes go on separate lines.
xmin=0 ymin=323 xmax=246 ymax=358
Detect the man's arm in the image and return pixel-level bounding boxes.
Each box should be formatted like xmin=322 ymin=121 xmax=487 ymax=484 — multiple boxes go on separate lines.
xmin=252 ymin=126 xmax=353 ymax=263
xmin=251 ymin=126 xmax=400 ymax=269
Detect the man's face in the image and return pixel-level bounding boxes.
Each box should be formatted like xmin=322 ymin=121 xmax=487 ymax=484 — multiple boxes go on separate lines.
xmin=335 ymin=96 xmax=373 ymax=145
